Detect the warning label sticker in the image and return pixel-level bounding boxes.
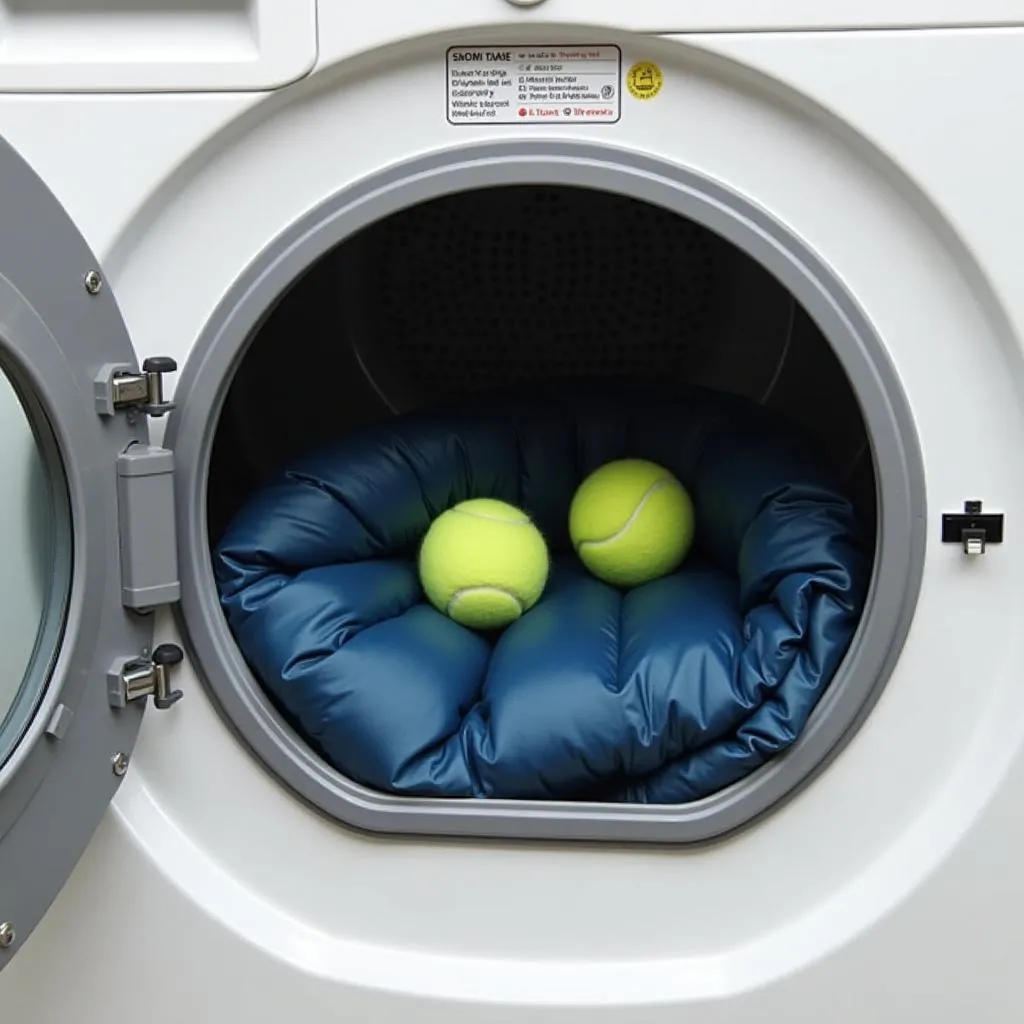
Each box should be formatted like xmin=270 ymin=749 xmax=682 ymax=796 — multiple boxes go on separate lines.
xmin=446 ymin=45 xmax=621 ymax=125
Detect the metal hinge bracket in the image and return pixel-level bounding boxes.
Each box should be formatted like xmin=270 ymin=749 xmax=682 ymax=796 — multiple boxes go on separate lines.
xmin=108 ymin=644 xmax=184 ymax=710
xmin=95 ymin=356 xmax=177 ymax=420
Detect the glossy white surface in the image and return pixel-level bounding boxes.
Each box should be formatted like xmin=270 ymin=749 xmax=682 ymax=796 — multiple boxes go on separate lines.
xmin=0 ymin=10 xmax=1022 ymax=1022
xmin=0 ymin=0 xmax=317 ymax=91
xmin=316 ymin=0 xmax=1024 ymax=66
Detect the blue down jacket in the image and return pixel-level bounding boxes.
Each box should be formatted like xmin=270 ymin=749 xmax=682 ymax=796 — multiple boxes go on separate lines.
xmin=215 ymin=380 xmax=871 ymax=803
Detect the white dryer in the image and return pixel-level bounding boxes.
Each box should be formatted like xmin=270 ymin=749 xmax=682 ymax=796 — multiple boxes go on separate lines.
xmin=1 ymin=2 xmax=1023 ymax=1020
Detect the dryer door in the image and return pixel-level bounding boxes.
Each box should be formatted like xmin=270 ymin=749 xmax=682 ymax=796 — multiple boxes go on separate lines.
xmin=0 ymin=135 xmax=181 ymax=971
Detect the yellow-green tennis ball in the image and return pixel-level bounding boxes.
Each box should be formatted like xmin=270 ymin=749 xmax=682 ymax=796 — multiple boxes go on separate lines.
xmin=569 ymin=459 xmax=695 ymax=588
xmin=419 ymin=498 xmax=549 ymax=630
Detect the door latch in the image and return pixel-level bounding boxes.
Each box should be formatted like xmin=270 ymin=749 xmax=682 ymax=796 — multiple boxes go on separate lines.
xmin=108 ymin=643 xmax=184 ymax=710
xmin=95 ymin=356 xmax=177 ymax=419
xmin=941 ymin=500 xmax=1004 ymax=555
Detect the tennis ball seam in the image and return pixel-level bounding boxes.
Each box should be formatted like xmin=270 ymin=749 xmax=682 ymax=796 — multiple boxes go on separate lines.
xmin=446 ymin=586 xmax=525 ymax=614
xmin=574 ymin=478 xmax=674 ymax=551
xmin=451 ymin=507 xmax=531 ymax=525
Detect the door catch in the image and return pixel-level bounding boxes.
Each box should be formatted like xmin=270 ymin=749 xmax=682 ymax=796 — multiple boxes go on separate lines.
xmin=941 ymin=500 xmax=1004 ymax=555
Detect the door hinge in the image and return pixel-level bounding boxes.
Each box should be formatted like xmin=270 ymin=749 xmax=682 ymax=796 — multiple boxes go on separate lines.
xmin=116 ymin=442 xmax=180 ymax=610
xmin=941 ymin=499 xmax=1004 ymax=555
xmin=95 ymin=356 xmax=177 ymax=420
xmin=108 ymin=644 xmax=184 ymax=710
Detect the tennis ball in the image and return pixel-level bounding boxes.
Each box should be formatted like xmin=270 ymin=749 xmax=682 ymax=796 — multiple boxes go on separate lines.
xmin=419 ymin=498 xmax=549 ymax=630
xmin=569 ymin=459 xmax=695 ymax=588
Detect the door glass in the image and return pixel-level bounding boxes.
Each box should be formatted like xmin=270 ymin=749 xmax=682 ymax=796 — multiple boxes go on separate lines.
xmin=0 ymin=360 xmax=70 ymax=768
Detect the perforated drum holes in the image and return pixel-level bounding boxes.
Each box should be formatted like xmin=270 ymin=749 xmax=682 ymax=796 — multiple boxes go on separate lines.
xmin=346 ymin=186 xmax=721 ymax=400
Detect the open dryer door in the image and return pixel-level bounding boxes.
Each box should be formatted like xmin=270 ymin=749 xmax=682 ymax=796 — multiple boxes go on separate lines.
xmin=0 ymin=136 xmax=182 ymax=969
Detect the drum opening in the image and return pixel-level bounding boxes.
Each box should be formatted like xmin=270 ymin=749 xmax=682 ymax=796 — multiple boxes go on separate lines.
xmin=167 ymin=151 xmax=922 ymax=842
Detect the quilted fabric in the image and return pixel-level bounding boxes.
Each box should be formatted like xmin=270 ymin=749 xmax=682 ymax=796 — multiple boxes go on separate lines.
xmin=214 ymin=379 xmax=871 ymax=803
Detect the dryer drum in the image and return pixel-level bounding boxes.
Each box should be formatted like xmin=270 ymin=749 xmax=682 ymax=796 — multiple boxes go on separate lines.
xmin=207 ymin=185 xmax=878 ymax=804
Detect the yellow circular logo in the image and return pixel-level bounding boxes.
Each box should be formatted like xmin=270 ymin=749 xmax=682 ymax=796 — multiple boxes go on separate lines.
xmin=626 ymin=60 xmax=663 ymax=100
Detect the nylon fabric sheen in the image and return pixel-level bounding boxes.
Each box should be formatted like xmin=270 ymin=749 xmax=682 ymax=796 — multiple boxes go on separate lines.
xmin=215 ymin=380 xmax=871 ymax=803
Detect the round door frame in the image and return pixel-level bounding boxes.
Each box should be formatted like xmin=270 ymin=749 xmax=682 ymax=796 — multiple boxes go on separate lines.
xmin=0 ymin=132 xmax=154 ymax=968
xmin=167 ymin=140 xmax=926 ymax=844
